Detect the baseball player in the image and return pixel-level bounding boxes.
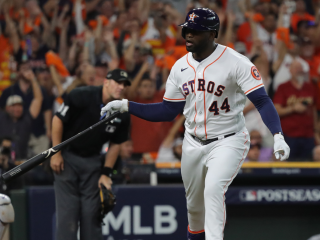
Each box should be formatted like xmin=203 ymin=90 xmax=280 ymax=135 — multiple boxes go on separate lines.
xmin=0 ymin=194 xmax=14 ymax=240
xmin=101 ymin=8 xmax=290 ymax=240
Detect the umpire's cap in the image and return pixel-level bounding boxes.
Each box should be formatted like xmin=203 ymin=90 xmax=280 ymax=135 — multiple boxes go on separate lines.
xmin=106 ymin=69 xmax=131 ymax=86
xmin=179 ymin=8 xmax=220 ymax=39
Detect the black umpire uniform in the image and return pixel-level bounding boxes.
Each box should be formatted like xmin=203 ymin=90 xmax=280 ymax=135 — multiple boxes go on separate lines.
xmin=53 ymin=70 xmax=130 ymax=240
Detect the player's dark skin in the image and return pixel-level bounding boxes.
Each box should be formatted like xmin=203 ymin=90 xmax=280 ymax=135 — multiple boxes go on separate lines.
xmin=185 ymin=28 xmax=217 ymax=60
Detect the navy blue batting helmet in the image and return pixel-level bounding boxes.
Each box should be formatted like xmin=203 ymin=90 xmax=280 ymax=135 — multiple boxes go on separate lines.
xmin=179 ymin=8 xmax=220 ymax=39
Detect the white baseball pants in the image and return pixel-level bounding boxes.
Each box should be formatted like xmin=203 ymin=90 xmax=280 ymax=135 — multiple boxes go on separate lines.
xmin=181 ymin=129 xmax=250 ymax=240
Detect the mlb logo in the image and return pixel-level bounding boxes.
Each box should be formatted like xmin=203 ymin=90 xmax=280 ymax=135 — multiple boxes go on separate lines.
xmin=240 ymin=190 xmax=257 ymax=201
xmin=105 ymin=125 xmax=117 ymax=133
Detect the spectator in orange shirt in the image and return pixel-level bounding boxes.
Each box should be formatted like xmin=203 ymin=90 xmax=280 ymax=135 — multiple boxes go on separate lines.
xmin=291 ymin=0 xmax=315 ymax=33
xmin=236 ymin=20 xmax=252 ymax=53
xmin=126 ymin=61 xmax=173 ymax=155
xmin=297 ymin=20 xmax=308 ymax=37
xmin=296 ymin=19 xmax=320 ymax=57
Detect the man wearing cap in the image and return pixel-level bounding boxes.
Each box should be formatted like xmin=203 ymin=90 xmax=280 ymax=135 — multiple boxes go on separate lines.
xmin=0 ymin=70 xmax=43 ymax=160
xmin=0 ymin=58 xmax=52 ymax=157
xmin=51 ymin=69 xmax=131 ymax=240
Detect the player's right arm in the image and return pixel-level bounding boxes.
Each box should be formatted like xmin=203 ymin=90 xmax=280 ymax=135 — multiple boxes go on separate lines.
xmin=101 ymin=67 xmax=186 ymax=122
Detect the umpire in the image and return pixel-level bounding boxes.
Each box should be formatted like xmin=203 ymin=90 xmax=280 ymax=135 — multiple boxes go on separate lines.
xmin=50 ymin=69 xmax=131 ymax=240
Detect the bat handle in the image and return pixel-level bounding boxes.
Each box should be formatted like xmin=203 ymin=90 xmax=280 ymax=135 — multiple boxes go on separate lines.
xmin=1 ymin=148 xmax=59 ymax=182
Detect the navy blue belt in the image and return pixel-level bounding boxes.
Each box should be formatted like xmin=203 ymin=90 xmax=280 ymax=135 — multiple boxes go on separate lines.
xmin=191 ymin=133 xmax=235 ymax=145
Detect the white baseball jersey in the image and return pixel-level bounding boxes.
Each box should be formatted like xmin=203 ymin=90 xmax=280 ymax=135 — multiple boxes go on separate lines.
xmin=164 ymin=44 xmax=264 ymax=140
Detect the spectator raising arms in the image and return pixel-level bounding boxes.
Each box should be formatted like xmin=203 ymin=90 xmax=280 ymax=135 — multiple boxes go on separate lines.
xmin=0 ymin=69 xmax=43 ymax=160
xmin=126 ymin=61 xmax=173 ymax=155
xmin=0 ymin=58 xmax=52 ymax=156
xmin=272 ymin=3 xmax=310 ymax=94
xmin=1 ymin=0 xmax=320 ymax=177
xmin=291 ymin=0 xmax=315 ymax=33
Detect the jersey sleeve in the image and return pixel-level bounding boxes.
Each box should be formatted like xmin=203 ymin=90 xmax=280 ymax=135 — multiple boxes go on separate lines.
xmin=235 ymin=58 xmax=264 ymax=95
xmin=163 ymin=68 xmax=186 ymax=102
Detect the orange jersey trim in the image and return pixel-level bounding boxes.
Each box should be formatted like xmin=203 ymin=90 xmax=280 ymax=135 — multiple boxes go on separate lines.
xmin=244 ymin=83 xmax=263 ymax=94
xmin=204 ymin=91 xmax=207 ymax=139
xmin=203 ymin=46 xmax=227 ymax=74
xmin=186 ymin=54 xmax=196 ymax=92
xmin=223 ymin=192 xmax=226 ymax=234
xmin=194 ymin=103 xmax=197 ymax=137
xmin=186 ymin=54 xmax=198 ymax=137
xmin=188 ymin=226 xmax=204 ymax=234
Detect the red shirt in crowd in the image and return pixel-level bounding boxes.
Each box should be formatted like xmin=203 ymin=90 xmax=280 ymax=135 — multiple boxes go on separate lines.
xmin=273 ymin=81 xmax=317 ymax=138
xmin=131 ymin=90 xmax=173 ymax=154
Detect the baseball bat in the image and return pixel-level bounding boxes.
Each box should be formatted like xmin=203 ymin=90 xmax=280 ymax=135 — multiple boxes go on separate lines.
xmin=1 ymin=111 xmax=121 ymax=182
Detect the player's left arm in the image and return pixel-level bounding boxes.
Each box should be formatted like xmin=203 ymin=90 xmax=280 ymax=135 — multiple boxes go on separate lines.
xmin=246 ymin=88 xmax=290 ymax=160
xmin=247 ymin=88 xmax=282 ymax=135
xmin=101 ymin=65 xmax=186 ymax=122
xmin=235 ymin=58 xmax=290 ymax=161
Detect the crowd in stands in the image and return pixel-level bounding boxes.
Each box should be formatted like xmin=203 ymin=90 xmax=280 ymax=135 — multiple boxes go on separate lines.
xmin=0 ymin=0 xmax=320 ymax=188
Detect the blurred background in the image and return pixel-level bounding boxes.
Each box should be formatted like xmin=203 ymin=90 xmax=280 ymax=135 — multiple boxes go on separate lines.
xmin=0 ymin=0 xmax=320 ymax=239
